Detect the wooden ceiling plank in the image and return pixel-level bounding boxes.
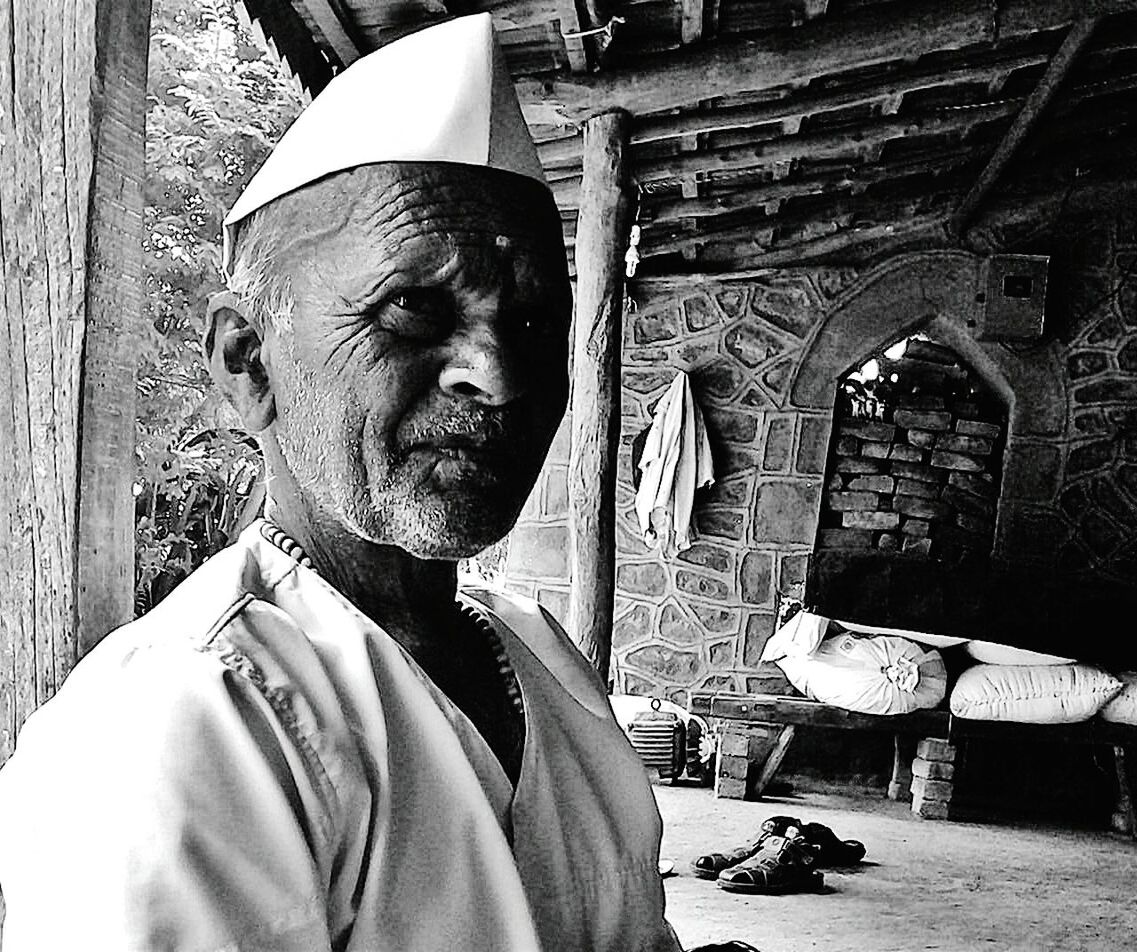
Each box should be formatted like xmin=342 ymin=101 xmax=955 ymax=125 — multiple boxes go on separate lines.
xmin=996 ymin=0 xmax=1132 ymax=37
xmin=631 ymin=65 xmax=1137 ymax=186
xmin=541 ymin=65 xmax=1137 ymax=213
xmin=631 ymin=100 xmax=1020 ymax=183
xmin=628 ymin=51 xmax=1048 ymax=145
xmin=518 ymin=0 xmax=997 ymax=123
xmin=705 ymin=0 xmax=720 ymax=38
xmin=638 ymin=191 xmax=938 ymax=254
xmin=487 ymin=0 xmax=565 ymax=30
xmin=681 ymin=0 xmax=704 ymax=45
xmin=638 ymin=167 xmax=1137 ymax=278
xmin=516 ymin=0 xmax=1137 ymax=126
xmin=629 ymin=172 xmax=1137 ymax=284
xmin=949 ymin=16 xmax=1102 ymax=237
xmin=644 ymin=212 xmax=950 ymax=271
xmin=643 ymin=149 xmax=982 ymax=224
xmin=555 ymin=0 xmax=590 ymax=73
xmin=295 ymin=0 xmax=363 ymax=66
xmin=639 ymin=127 xmax=1137 ymax=268
xmin=533 ymin=50 xmax=1050 ymax=167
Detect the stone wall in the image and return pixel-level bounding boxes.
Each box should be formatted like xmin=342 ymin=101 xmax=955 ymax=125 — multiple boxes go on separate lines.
xmin=503 ymin=212 xmax=1137 ymax=700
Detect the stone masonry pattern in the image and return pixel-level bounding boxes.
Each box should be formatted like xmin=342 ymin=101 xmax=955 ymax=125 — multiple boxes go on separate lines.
xmin=503 ymin=214 xmax=1137 ymax=704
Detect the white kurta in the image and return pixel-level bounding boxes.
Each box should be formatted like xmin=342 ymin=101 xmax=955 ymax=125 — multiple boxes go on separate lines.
xmin=0 ymin=522 xmax=682 ymax=952
xmin=634 ymin=371 xmax=715 ymax=557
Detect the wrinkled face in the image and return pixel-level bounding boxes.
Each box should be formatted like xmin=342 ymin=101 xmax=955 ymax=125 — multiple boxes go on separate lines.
xmin=257 ymin=162 xmax=572 ymax=559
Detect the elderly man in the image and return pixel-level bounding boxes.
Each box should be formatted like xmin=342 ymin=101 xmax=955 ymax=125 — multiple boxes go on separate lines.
xmin=0 ymin=14 xmax=759 ymax=952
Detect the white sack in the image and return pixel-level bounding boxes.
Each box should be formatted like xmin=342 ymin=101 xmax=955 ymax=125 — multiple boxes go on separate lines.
xmin=964 ymin=640 xmax=1072 ymax=666
xmin=775 ymin=632 xmax=947 ymax=716
xmin=759 ymin=611 xmax=830 ymax=663
xmin=949 ymin=663 xmax=1122 ymax=723
xmin=1100 ymin=671 xmax=1137 ymax=726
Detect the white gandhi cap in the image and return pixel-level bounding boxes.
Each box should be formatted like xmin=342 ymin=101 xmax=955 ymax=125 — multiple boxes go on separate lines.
xmin=221 ymin=12 xmax=547 ymax=276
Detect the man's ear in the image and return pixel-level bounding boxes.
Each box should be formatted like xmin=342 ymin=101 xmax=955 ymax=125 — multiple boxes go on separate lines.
xmin=203 ymin=290 xmax=276 ymax=432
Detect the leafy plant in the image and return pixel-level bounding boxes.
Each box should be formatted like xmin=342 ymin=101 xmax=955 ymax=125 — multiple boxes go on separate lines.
xmin=136 ymin=0 xmax=303 ymax=612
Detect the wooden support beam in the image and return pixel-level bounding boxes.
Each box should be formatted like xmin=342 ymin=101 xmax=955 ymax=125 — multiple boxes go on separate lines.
xmin=517 ymin=0 xmax=1137 ymax=127
xmin=567 ymin=111 xmax=631 ymax=683
xmin=949 ymin=17 xmax=1101 ymax=238
xmin=0 ymin=0 xmax=150 ymax=763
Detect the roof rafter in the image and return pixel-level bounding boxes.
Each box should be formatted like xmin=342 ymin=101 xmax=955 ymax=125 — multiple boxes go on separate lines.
xmin=516 ymin=0 xmax=1137 ymax=128
xmin=535 ymin=49 xmax=1051 ymax=166
xmin=948 ymin=16 xmax=1101 ymax=237
xmin=630 ymin=100 xmax=1020 ymax=185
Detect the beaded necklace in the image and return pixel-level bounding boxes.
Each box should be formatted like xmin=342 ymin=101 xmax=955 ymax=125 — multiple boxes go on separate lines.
xmin=258 ymin=520 xmax=526 ymax=723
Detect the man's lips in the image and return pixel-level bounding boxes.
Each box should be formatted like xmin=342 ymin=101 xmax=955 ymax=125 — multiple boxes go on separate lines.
xmin=404 ymin=435 xmax=513 ymax=464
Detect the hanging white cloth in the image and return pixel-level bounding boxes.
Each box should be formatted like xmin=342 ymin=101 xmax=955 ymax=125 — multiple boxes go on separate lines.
xmin=634 ymin=370 xmax=715 ymax=556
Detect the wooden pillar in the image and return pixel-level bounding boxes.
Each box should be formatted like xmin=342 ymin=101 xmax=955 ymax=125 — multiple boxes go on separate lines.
xmin=0 ymin=0 xmax=150 ymax=763
xmin=567 ymin=110 xmax=631 ymax=685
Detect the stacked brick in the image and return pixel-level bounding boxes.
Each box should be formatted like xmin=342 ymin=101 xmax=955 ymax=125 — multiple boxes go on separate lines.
xmin=910 ymin=738 xmax=958 ymax=819
xmin=819 ymin=339 xmax=1006 ymax=564
xmin=714 ymin=726 xmax=752 ymax=800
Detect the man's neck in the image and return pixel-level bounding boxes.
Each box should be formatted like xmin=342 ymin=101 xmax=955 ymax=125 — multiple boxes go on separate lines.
xmin=262 ymin=492 xmax=460 ymax=661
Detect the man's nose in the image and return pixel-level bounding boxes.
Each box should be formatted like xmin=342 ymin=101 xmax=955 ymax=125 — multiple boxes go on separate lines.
xmin=438 ymin=324 xmax=524 ymax=406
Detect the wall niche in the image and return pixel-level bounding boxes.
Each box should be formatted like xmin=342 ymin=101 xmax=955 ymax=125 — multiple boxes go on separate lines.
xmin=816 ymin=334 xmax=1009 ymax=571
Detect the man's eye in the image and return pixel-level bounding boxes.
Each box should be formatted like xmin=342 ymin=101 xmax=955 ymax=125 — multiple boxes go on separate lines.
xmin=390 ymin=289 xmax=446 ymax=316
xmin=378 ymin=289 xmax=451 ymax=340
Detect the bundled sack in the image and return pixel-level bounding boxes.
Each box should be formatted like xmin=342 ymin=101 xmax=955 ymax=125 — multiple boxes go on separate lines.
xmin=963 ymin=640 xmax=1072 ymax=665
xmin=949 ymin=663 xmax=1123 ymax=723
xmin=774 ymin=631 xmax=948 ymax=716
xmin=1100 ymin=671 xmax=1137 ymax=726
xmin=759 ymin=610 xmax=830 ymax=663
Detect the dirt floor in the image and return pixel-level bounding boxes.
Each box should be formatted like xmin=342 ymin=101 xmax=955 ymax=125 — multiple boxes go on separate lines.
xmin=655 ymin=781 xmax=1137 ymax=952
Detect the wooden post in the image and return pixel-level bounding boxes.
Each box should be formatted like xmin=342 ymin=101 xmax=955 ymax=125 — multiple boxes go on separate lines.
xmin=0 ymin=0 xmax=150 ymax=763
xmin=567 ymin=110 xmax=631 ymax=685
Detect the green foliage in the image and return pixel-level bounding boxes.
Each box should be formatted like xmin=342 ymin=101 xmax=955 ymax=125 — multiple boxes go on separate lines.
xmin=136 ymin=0 xmax=303 ymax=612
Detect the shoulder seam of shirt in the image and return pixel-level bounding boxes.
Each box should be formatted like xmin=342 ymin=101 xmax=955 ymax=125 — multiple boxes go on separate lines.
xmin=198 ymin=594 xmax=342 ymax=848
xmin=201 ymin=591 xmax=259 ymax=647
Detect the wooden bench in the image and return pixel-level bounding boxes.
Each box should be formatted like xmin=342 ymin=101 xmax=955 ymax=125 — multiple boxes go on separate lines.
xmin=689 ymin=691 xmax=1137 ymax=827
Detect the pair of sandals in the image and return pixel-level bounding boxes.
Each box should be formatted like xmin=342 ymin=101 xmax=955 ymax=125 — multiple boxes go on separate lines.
xmin=691 ymin=815 xmax=865 ymax=894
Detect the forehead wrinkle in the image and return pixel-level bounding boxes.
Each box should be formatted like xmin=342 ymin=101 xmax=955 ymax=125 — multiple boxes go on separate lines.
xmin=350 ymin=173 xmax=553 ymax=246
xmin=272 ymin=163 xmax=566 ymax=311
xmin=337 ymin=221 xmax=538 ymax=309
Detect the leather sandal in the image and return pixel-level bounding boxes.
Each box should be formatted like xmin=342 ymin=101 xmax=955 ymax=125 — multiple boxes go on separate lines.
xmin=799 ymin=821 xmax=866 ymax=866
xmin=690 ymin=815 xmax=801 ymax=880
xmin=716 ymin=832 xmax=825 ymax=895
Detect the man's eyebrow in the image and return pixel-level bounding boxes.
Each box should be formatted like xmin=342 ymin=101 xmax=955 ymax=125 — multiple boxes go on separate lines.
xmin=338 ymin=250 xmax=470 ymax=312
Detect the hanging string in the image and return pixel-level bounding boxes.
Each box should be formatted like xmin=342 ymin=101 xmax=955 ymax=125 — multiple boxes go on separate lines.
xmin=624 ymin=184 xmax=642 ymax=314
xmin=624 ymin=183 xmax=643 ymax=279
xmin=561 ymin=15 xmax=625 ymax=40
